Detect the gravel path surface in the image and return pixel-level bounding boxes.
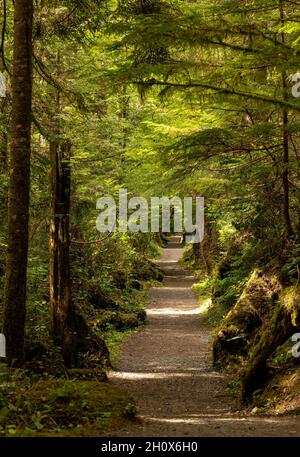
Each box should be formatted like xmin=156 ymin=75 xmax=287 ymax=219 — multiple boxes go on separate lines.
xmin=109 ymin=237 xmax=300 ymax=436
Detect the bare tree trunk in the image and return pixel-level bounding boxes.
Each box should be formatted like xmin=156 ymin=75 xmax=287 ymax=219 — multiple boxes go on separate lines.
xmin=49 ymin=139 xmax=75 ymax=367
xmin=3 ymin=0 xmax=33 ymax=367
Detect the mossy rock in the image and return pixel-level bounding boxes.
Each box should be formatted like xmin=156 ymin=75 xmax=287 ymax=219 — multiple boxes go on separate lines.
xmin=95 ymin=308 xmax=146 ymax=332
xmin=137 ymin=309 xmax=147 ymax=323
xmin=128 ymin=279 xmax=142 ymax=290
xmin=115 ymin=311 xmax=145 ymax=331
xmin=89 ymin=290 xmax=117 ymax=309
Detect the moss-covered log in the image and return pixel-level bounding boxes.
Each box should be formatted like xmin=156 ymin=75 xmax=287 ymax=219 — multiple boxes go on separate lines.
xmin=241 ymin=286 xmax=300 ymax=402
xmin=213 ymin=269 xmax=282 ymax=368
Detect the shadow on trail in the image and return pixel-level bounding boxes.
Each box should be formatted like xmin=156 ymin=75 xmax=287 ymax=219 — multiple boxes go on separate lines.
xmin=109 ymin=236 xmax=300 ymax=437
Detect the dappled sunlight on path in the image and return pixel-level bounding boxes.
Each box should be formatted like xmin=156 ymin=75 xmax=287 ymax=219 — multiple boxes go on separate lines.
xmin=109 ymin=236 xmax=300 ymax=437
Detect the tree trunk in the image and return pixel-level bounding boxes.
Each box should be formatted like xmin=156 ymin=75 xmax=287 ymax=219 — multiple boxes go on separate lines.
xmin=280 ymin=2 xmax=293 ymax=239
xmin=282 ymin=105 xmax=293 ymax=238
xmin=49 ymin=139 xmax=75 ymax=367
xmin=0 ymin=99 xmax=8 ymax=173
xmin=2 ymin=0 xmax=33 ymax=367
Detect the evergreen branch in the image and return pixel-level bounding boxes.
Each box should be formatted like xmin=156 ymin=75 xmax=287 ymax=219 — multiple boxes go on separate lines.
xmin=199 ymin=156 xmax=271 ymax=173
xmin=31 ymin=113 xmax=64 ymax=143
xmin=71 ymin=229 xmax=116 ymax=245
xmin=33 ymin=53 xmax=64 ymax=92
xmin=204 ymin=39 xmax=260 ymax=53
xmin=135 ymin=79 xmax=300 ymax=112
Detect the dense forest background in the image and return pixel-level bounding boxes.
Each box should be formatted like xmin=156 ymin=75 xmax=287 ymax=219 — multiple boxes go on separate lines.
xmin=0 ymin=0 xmax=299 ymax=436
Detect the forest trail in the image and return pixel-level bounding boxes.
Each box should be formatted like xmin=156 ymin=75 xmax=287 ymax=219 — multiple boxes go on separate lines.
xmin=109 ymin=236 xmax=300 ymax=437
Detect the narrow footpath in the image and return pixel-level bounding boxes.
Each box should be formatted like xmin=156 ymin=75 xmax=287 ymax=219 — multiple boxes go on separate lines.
xmin=109 ymin=236 xmax=300 ymax=436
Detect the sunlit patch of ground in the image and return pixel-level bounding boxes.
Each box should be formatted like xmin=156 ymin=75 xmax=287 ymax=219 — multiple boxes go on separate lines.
xmin=110 ymin=371 xmax=224 ymax=380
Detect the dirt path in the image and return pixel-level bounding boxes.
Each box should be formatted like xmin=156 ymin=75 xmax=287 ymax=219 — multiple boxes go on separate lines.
xmin=109 ymin=236 xmax=300 ymax=436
